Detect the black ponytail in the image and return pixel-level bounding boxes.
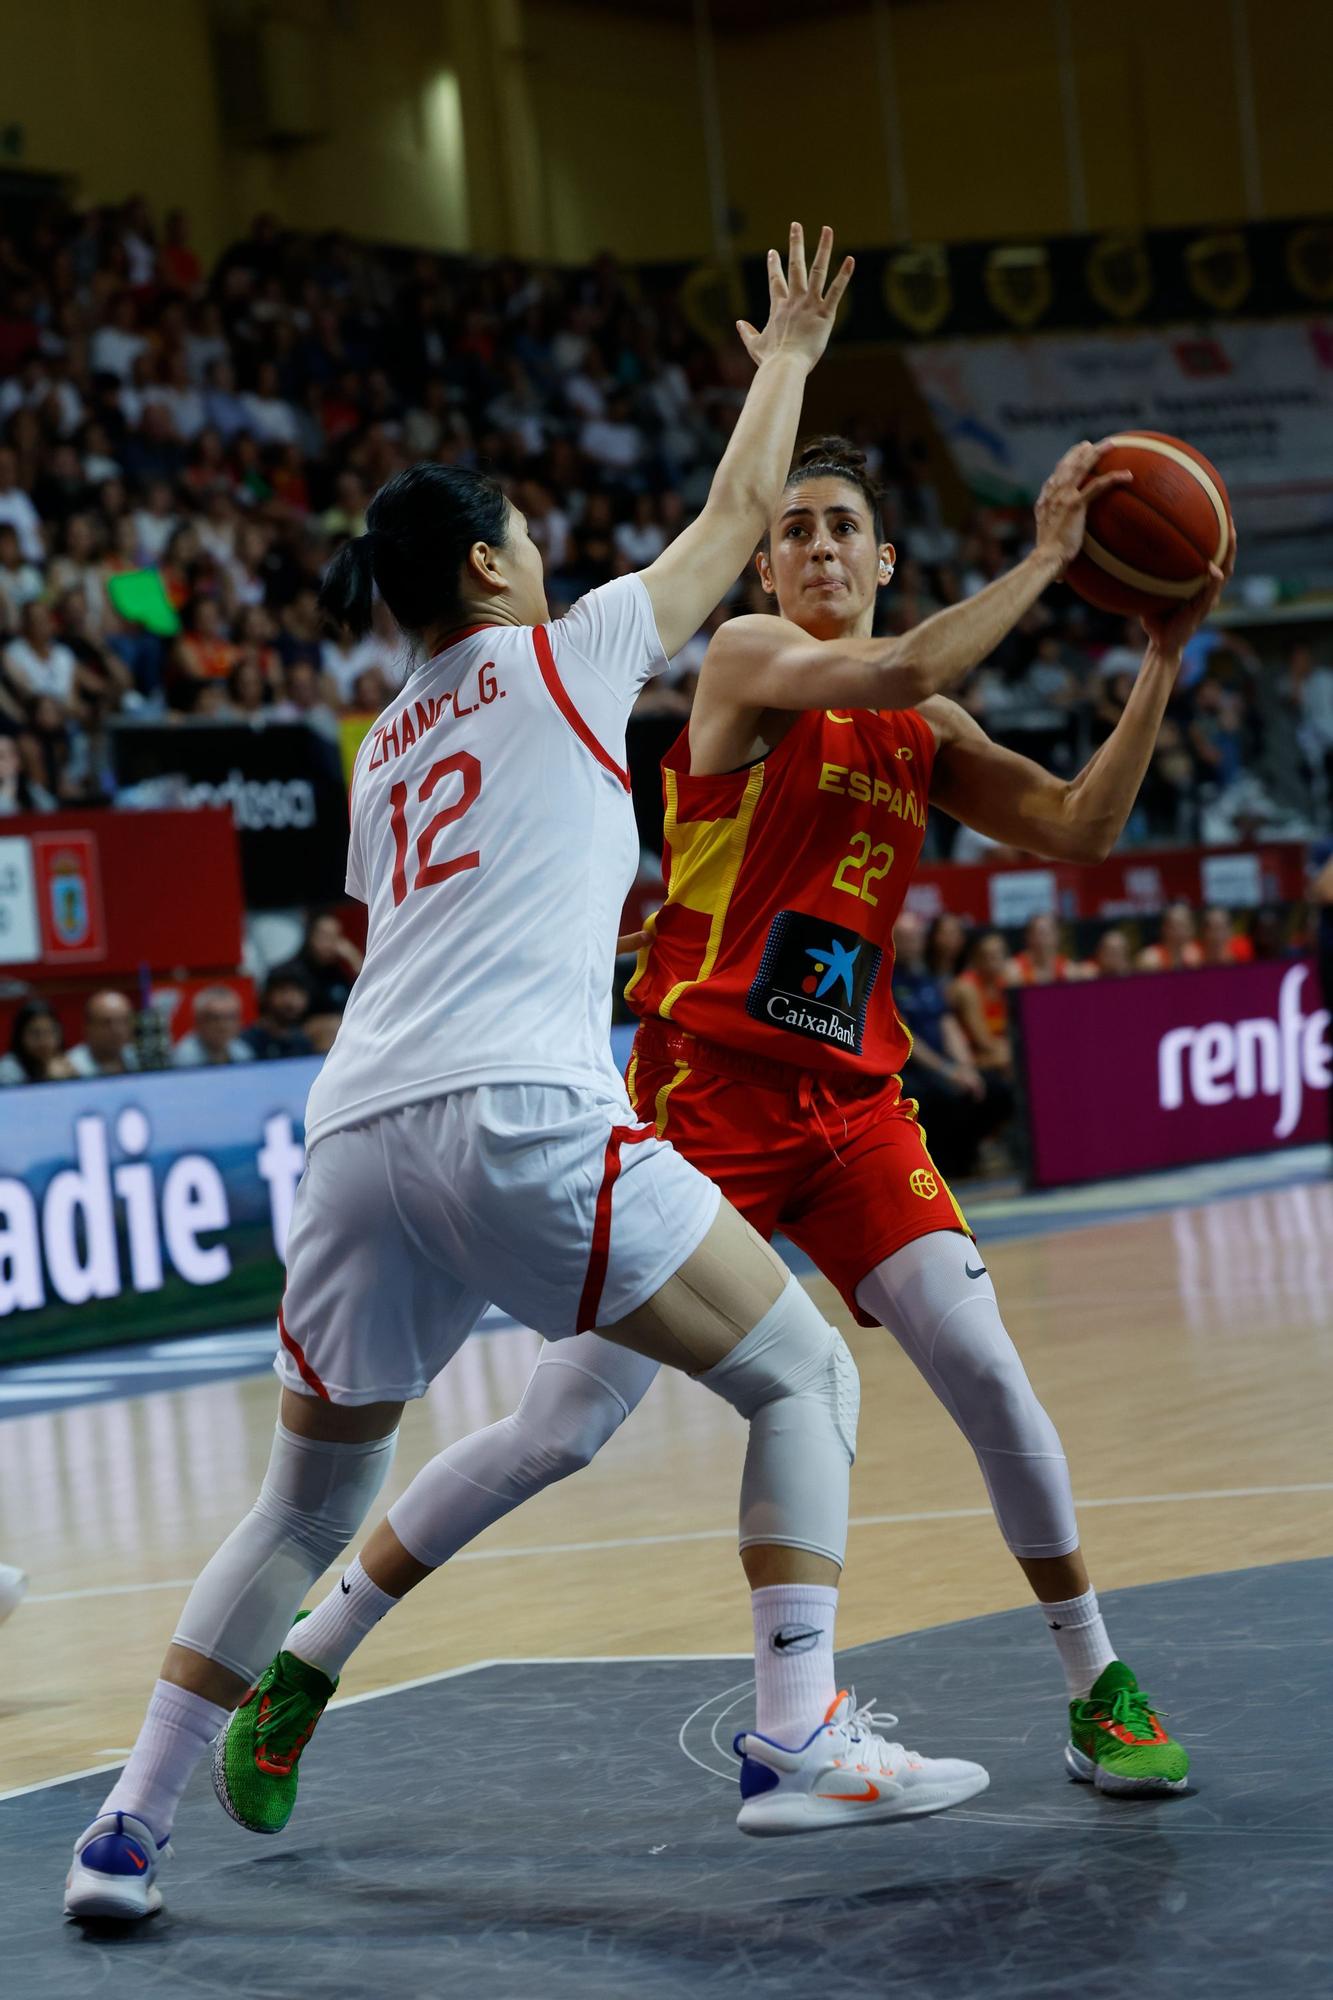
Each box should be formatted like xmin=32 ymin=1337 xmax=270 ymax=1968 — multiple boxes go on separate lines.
xmin=775 ymin=433 xmax=885 ymax=542
xmin=319 ymin=535 xmax=377 ymax=638
xmin=317 ymin=463 xmax=510 ymax=643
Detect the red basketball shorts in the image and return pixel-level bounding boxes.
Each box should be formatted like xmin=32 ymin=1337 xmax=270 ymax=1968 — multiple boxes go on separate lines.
xmin=627 ymin=1020 xmax=971 ymax=1327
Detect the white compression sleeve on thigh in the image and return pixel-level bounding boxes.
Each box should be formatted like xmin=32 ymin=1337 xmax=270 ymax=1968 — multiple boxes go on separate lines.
xmin=857 ymin=1233 xmax=1078 ymax=1559
xmin=700 ymin=1274 xmax=858 ymax=1567
xmin=388 ymin=1335 xmax=658 ymax=1570
xmin=172 ymin=1421 xmax=398 ymax=1683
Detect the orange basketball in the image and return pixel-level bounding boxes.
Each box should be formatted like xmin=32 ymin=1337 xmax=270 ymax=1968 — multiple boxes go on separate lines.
xmin=1065 ymin=431 xmax=1232 ymax=619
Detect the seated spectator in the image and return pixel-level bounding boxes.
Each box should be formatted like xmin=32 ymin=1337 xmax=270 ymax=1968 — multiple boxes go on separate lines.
xmin=47 ymin=514 xmax=108 ymax=633
xmin=1081 ymin=927 xmax=1132 ymax=979
xmin=0 ymin=444 xmax=44 ymax=563
xmin=67 ymin=990 xmax=139 ymax=1076
xmin=1248 ymin=908 xmax=1292 ymax=962
xmin=295 ymin=911 xmax=362 ymax=1024
xmin=172 ymin=986 xmax=254 ymax=1066
xmin=321 ymin=623 xmax=397 ymax=705
xmin=272 ymin=658 xmax=339 ymax=740
xmin=132 ymin=478 xmax=179 ymax=565
xmin=1007 ymin=912 xmax=1075 ymax=985
xmin=1137 ymin=902 xmax=1202 ymax=972
xmin=0 ymin=522 xmax=44 ymax=627
xmin=89 ymin=293 xmax=146 ymax=384
xmin=0 ymin=730 xmax=56 ymax=812
xmin=3 ymin=603 xmax=80 ymax=722
xmin=226 ymin=653 xmax=271 ymax=718
xmin=56 ymin=588 xmax=133 ymax=717
xmin=348 ymin=662 xmax=391 ymax=715
xmin=614 ymin=492 xmax=667 ymax=568
xmin=1199 ymin=905 xmax=1254 ymax=967
xmin=173 ymin=597 xmax=239 ymax=687
xmin=893 ymin=912 xmax=1011 ymax=1177
xmin=926 ymin=911 xmax=969 ymax=982
xmin=0 ymin=999 xmax=76 ymax=1084
xmin=952 ymin=931 xmax=1013 ymax=1075
xmin=242 ymin=964 xmax=315 ymax=1060
xmin=160 ymin=208 xmax=203 ymax=296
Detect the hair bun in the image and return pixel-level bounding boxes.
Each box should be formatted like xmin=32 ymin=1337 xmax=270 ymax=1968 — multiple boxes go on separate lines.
xmin=794 ymin=434 xmax=867 ymax=477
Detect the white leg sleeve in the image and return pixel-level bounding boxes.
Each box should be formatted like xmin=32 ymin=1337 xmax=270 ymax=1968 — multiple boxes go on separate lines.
xmin=388 ymin=1334 xmax=658 ymax=1570
xmin=700 ymin=1274 xmax=858 ymax=1568
xmin=172 ymin=1422 xmax=398 ymax=1683
xmin=856 ymin=1233 xmax=1080 ymax=1560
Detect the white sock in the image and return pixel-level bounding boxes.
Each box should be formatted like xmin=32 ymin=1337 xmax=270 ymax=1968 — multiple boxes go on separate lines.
xmin=283 ymin=1557 xmax=398 ymax=1680
xmin=750 ymin=1584 xmax=839 ymax=1745
xmin=1039 ymin=1588 xmax=1116 ymax=1697
xmin=100 ymin=1679 xmax=229 ymax=1843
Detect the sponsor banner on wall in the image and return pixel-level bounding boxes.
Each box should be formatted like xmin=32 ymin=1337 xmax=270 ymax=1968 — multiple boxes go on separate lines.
xmin=0 ymin=1059 xmax=321 ymax=1364
xmin=0 ymin=1025 xmax=641 ymax=1363
xmin=1016 ymin=959 xmax=1330 ymax=1189
xmin=904 ymin=320 xmax=1333 ymax=527
xmin=111 ymin=722 xmax=350 ymax=909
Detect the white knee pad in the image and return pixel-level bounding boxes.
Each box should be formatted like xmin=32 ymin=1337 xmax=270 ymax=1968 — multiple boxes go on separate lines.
xmin=173 ymin=1422 xmax=397 ymax=1682
xmin=701 ymin=1274 xmax=858 ymax=1567
xmin=388 ymin=1336 xmax=659 ymax=1569
xmin=858 ymin=1234 xmax=1079 ymax=1559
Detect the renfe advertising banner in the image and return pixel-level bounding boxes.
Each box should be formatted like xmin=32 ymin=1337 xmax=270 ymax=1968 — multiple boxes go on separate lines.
xmin=1017 ymin=959 xmax=1331 ymax=1189
xmin=906 ymin=321 xmax=1333 ymax=531
xmin=0 ymin=1027 xmax=642 ymax=1364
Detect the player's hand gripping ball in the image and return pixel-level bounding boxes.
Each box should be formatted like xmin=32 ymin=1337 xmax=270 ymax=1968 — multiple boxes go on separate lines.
xmin=1065 ymin=431 xmax=1232 ymax=619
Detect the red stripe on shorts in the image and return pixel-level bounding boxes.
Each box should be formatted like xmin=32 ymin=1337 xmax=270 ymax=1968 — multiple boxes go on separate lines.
xmin=532 ymin=625 xmax=631 ymax=790
xmin=277 ymin=1299 xmax=331 ymax=1401
xmin=576 ymin=1123 xmax=657 ymax=1332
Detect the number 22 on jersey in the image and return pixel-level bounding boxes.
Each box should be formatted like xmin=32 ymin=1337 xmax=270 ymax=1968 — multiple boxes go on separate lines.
xmin=832 ymin=831 xmax=894 ymax=906
xmin=388 ymin=751 xmax=482 ymax=906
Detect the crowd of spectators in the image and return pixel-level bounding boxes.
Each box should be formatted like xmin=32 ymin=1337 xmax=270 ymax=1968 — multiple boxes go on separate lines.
xmin=0 ymin=191 xmax=1328 ymax=851
xmin=892 ymin=899 xmax=1307 ymax=1176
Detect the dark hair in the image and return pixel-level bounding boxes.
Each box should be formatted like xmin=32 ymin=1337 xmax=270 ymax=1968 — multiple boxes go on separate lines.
xmin=318 ymin=463 xmax=510 ymax=642
xmin=264 ymin=962 xmax=312 ymax=1002
xmin=769 ymin=435 xmax=885 ymax=546
xmin=9 ymin=999 xmax=64 ymax=1080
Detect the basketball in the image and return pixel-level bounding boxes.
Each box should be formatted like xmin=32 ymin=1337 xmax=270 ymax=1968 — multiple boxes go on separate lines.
xmin=1065 ymin=431 xmax=1232 ymax=618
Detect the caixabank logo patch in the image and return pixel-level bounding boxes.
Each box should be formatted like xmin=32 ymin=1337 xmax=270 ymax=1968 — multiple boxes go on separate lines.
xmin=746 ymin=909 xmax=882 ymax=1053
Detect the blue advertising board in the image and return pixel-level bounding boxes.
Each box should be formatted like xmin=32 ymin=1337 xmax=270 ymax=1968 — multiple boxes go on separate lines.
xmin=0 ymin=1026 xmax=640 ymax=1362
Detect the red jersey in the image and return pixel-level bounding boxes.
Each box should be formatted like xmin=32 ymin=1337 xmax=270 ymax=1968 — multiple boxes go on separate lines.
xmin=626 ymin=704 xmax=936 ymax=1078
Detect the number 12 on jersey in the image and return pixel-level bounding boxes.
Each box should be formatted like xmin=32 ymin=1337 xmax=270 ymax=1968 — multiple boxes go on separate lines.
xmin=388 ymin=751 xmax=482 ymax=906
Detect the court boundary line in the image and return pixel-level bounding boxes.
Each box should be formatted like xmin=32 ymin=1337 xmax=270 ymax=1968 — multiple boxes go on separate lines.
xmin=0 ymin=1654 xmax=753 ymax=1802
xmin=24 ymin=1480 xmax=1333 ymax=1607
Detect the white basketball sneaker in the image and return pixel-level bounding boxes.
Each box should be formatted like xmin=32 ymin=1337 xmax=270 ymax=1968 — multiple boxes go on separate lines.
xmin=0 ymin=1563 xmax=27 ymax=1625
xmin=64 ymin=1812 xmax=170 ymax=1921
xmin=734 ymin=1689 xmax=989 ymax=1836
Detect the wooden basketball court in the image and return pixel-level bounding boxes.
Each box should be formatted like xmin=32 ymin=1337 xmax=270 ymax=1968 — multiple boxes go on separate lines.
xmin=3 ymin=1168 xmax=1331 ymax=1796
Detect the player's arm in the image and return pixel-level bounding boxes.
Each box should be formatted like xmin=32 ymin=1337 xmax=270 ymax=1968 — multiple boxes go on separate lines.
xmin=694 ymin=442 xmax=1127 ymax=716
xmin=640 ymin=223 xmax=853 ymax=659
xmin=928 ymin=538 xmax=1235 ymax=864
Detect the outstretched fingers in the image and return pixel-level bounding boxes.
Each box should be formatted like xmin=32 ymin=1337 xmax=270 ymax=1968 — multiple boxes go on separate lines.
xmin=786 ymin=220 xmax=807 ymax=293
xmin=766 ymin=246 xmax=788 ymax=305
xmin=823 ymin=253 xmax=855 ymax=314
xmin=807 ymin=224 xmax=834 ymax=297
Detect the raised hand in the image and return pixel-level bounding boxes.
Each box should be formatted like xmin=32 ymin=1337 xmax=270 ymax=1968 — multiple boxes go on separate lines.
xmin=1141 ymin=524 xmax=1237 ymax=656
xmin=1033 ymin=439 xmax=1134 ymax=576
xmin=736 ymin=222 xmax=854 ymax=374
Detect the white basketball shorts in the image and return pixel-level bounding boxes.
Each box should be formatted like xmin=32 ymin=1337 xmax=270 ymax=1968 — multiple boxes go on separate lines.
xmin=273 ymin=1082 xmax=721 ymax=1406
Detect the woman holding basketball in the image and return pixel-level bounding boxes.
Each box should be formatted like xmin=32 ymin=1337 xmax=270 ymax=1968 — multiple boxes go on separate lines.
xmin=381 ymin=433 xmax=1230 ymax=1800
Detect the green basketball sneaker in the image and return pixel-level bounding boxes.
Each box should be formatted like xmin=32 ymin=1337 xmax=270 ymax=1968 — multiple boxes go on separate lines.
xmin=212 ymin=1625 xmax=336 ymax=1835
xmin=1066 ymin=1661 xmax=1188 ymax=1795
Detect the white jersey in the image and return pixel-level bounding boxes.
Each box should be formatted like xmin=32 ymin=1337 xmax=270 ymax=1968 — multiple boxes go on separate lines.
xmin=304 ymin=575 xmax=668 ymax=1148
